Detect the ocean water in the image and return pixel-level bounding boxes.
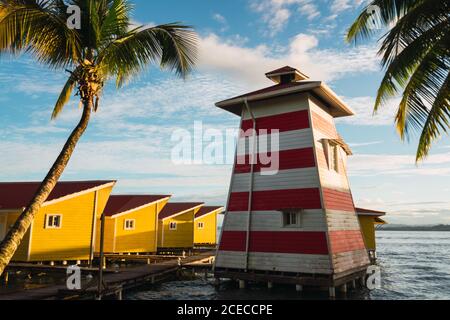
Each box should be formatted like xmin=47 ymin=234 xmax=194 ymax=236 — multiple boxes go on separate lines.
xmin=126 ymin=231 xmax=450 ymax=300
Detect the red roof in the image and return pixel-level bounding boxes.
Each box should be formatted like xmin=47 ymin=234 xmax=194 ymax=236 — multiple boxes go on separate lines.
xmin=195 ymin=206 xmax=224 ymax=219
xmin=104 ymin=195 xmax=170 ymax=217
xmin=265 ymin=66 xmax=298 ymax=76
xmin=355 ymin=207 xmax=386 ymax=216
xmin=158 ymin=202 xmax=204 ymax=220
xmin=0 ymin=181 xmax=115 ymax=210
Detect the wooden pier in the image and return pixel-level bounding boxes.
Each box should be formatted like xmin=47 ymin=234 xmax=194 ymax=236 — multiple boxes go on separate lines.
xmin=0 ymin=250 xmax=215 ymax=300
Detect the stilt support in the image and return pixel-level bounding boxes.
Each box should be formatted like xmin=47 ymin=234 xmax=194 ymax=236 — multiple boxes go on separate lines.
xmin=351 ymin=280 xmax=356 ymax=289
xmin=340 ymin=283 xmax=348 ymax=293
xmin=360 ymin=276 xmax=366 ymax=288
xmin=267 ymin=282 xmax=273 ymax=289
xmin=329 ymin=287 xmax=336 ymax=298
xmin=295 ymin=285 xmax=303 ymax=292
xmin=239 ymin=280 xmax=246 ymax=289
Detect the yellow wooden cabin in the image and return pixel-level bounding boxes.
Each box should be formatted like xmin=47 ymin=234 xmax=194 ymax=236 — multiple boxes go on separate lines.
xmin=157 ymin=202 xmax=204 ymax=250
xmin=96 ymin=195 xmax=170 ymax=254
xmin=356 ymin=207 xmax=387 ymax=256
xmin=194 ymin=206 xmax=224 ymax=247
xmin=0 ymin=181 xmax=115 ymax=263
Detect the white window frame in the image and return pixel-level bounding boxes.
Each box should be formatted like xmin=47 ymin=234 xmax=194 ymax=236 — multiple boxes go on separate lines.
xmin=324 ymin=140 xmax=340 ymax=173
xmin=169 ymin=222 xmax=177 ymax=231
xmin=282 ymin=211 xmax=302 ymax=228
xmin=45 ymin=214 xmax=62 ymax=229
xmin=197 ymin=222 xmax=204 ymax=230
xmin=124 ymin=219 xmax=136 ymax=231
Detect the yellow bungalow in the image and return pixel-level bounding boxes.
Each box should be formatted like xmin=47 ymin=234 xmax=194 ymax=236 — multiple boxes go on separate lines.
xmin=157 ymin=202 xmax=204 ymax=251
xmin=96 ymin=195 xmax=170 ymax=254
xmin=194 ymin=206 xmax=224 ymax=247
xmin=356 ymin=207 xmax=387 ymax=259
xmin=0 ymin=181 xmax=115 ymax=263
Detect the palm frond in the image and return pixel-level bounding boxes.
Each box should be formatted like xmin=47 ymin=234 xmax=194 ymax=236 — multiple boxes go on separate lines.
xmin=52 ymin=70 xmax=77 ymax=119
xmin=416 ymin=71 xmax=450 ymax=160
xmin=0 ymin=0 xmax=80 ymax=68
xmin=98 ymin=23 xmax=198 ymax=87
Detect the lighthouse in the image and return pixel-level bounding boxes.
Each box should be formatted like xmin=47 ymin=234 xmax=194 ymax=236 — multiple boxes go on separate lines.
xmin=214 ymin=66 xmax=370 ymax=294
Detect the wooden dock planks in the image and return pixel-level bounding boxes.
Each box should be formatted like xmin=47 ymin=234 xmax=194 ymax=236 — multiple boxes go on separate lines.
xmin=0 ymin=251 xmax=215 ymax=300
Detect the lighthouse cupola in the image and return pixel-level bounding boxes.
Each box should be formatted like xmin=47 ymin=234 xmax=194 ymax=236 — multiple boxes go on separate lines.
xmin=265 ymin=66 xmax=310 ymax=84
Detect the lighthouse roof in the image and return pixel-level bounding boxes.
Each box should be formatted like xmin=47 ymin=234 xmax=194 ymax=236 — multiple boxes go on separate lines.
xmin=216 ymin=66 xmax=354 ymax=118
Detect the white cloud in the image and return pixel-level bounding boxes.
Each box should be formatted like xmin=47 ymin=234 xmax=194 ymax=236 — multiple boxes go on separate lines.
xmin=337 ymin=96 xmax=399 ymax=126
xmin=330 ymin=0 xmax=365 ymax=15
xmin=212 ymin=13 xmax=229 ymax=32
xmin=348 ymin=151 xmax=450 ymax=177
xmin=212 ymin=13 xmax=226 ymax=24
xmin=250 ymin=0 xmax=320 ymax=36
xmin=348 ymin=141 xmax=383 ymax=147
xmin=197 ymin=32 xmax=379 ymax=87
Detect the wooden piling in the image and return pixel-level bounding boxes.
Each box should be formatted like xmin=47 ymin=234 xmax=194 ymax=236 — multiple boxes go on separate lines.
xmin=329 ymin=287 xmax=336 ymax=298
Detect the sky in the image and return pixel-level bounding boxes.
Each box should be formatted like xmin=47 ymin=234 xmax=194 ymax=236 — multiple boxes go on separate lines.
xmin=0 ymin=0 xmax=449 ymax=225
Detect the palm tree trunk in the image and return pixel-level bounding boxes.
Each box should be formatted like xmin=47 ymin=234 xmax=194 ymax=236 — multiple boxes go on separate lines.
xmin=0 ymin=100 xmax=92 ymax=276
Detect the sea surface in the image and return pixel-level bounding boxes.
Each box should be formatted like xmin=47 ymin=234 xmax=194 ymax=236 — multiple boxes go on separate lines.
xmin=126 ymin=231 xmax=450 ymax=300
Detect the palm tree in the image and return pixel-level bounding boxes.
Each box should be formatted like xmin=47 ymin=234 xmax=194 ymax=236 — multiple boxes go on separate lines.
xmin=346 ymin=0 xmax=449 ymax=161
xmin=0 ymin=0 xmax=197 ymax=275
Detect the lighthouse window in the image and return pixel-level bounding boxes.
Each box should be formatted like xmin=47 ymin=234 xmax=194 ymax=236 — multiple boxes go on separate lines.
xmin=197 ymin=222 xmax=204 ymax=229
xmin=169 ymin=222 xmax=177 ymax=230
xmin=283 ymin=211 xmax=302 ymax=227
xmin=329 ymin=143 xmax=340 ymax=173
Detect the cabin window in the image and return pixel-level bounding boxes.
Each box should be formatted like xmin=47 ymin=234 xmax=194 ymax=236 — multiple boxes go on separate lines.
xmin=124 ymin=219 xmax=135 ymax=230
xmin=283 ymin=211 xmax=302 ymax=228
xmin=169 ymin=222 xmax=177 ymax=231
xmin=198 ymin=222 xmax=204 ymax=229
xmin=45 ymin=214 xmax=62 ymax=229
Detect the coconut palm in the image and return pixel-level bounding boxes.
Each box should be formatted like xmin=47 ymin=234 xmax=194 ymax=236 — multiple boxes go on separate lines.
xmin=346 ymin=0 xmax=450 ymax=161
xmin=0 ymin=0 xmax=197 ymax=275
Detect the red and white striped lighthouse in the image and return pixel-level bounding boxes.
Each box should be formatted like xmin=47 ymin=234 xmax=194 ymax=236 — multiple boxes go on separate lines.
xmin=214 ymin=66 xmax=370 ymax=293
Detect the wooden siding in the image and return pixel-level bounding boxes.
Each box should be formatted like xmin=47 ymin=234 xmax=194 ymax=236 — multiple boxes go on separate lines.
xmin=241 ymin=110 xmax=310 ymax=135
xmin=223 ymin=210 xmax=327 ymax=232
xmin=322 ymin=188 xmax=355 ymax=212
xmin=27 ymin=186 xmax=113 ymax=261
xmin=237 ymin=129 xmax=314 ymax=156
xmin=235 ymin=148 xmax=316 ymax=174
xmin=358 ymin=215 xmax=377 ymax=251
xmin=219 ymin=231 xmax=329 ymax=255
xmin=194 ymin=212 xmax=217 ymax=245
xmin=158 ymin=209 xmax=199 ymax=249
xmin=215 ymin=251 xmax=332 ymax=274
xmin=231 ymin=168 xmax=320 ymax=193
xmin=228 ymin=188 xmax=322 ymax=212
xmin=309 ymin=96 xmax=370 ymax=272
xmin=241 ymin=93 xmax=310 ymax=120
xmin=311 ymin=111 xmax=338 ymax=139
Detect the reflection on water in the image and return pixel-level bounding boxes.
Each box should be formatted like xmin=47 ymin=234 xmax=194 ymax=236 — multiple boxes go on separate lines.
xmin=126 ymin=231 xmax=450 ymax=300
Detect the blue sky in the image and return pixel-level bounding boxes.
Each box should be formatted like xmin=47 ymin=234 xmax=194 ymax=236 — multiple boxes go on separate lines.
xmin=1 ymin=0 xmax=449 ymax=225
